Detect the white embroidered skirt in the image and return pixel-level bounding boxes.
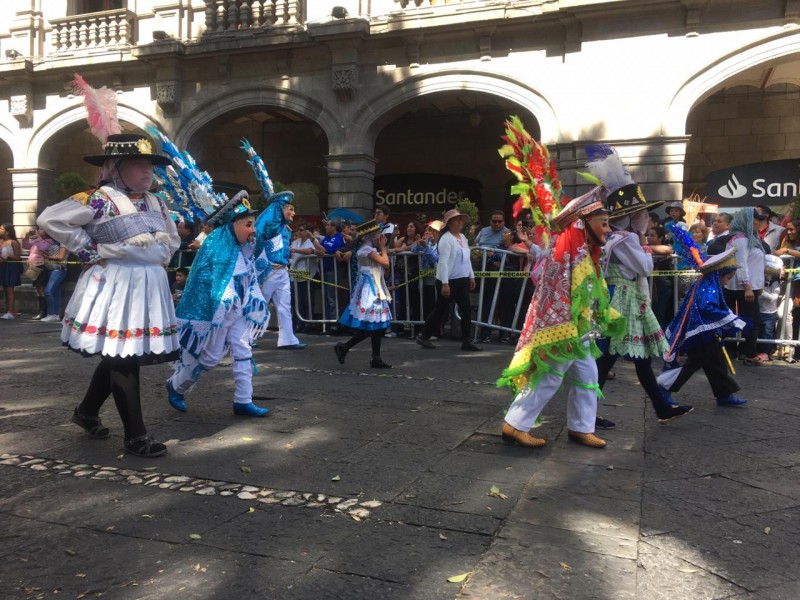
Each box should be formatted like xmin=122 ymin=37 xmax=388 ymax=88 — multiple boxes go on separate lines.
xmin=61 ymin=259 xmax=179 ymax=363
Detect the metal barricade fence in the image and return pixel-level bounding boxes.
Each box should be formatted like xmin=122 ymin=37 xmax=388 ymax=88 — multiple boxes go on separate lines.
xmin=284 ymin=247 xmax=800 ymax=351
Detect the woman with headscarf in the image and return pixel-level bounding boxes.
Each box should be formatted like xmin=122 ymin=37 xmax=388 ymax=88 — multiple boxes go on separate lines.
xmin=723 ymin=208 xmax=769 ymax=366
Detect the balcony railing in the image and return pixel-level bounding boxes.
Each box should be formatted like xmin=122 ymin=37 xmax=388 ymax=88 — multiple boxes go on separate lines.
xmin=203 ymin=1 xmax=303 ymax=33
xmin=49 ymin=9 xmax=135 ymax=53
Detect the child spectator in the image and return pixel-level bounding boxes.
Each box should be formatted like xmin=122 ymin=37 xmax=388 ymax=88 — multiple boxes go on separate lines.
xmin=0 ymin=222 xmax=22 ymax=319
xmin=22 ymin=227 xmax=52 ymax=319
xmin=41 ymin=237 xmax=68 ymax=322
xmin=172 ymin=267 xmax=188 ymax=305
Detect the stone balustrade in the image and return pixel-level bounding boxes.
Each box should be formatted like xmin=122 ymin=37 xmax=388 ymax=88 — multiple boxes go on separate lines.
xmin=49 ymin=9 xmax=135 ymax=52
xmin=203 ymin=0 xmax=303 ymax=33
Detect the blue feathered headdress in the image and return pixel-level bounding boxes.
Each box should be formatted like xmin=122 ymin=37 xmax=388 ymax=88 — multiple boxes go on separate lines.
xmin=146 ymin=125 xmax=227 ymax=224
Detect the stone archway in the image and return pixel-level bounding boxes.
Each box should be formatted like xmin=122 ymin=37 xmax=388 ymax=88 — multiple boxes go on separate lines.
xmin=177 ymin=90 xmax=335 ymax=220
xmin=352 ymin=69 xmax=557 ymax=151
xmin=666 ymin=29 xmax=800 ymax=136
xmin=174 ymin=86 xmax=342 ymax=150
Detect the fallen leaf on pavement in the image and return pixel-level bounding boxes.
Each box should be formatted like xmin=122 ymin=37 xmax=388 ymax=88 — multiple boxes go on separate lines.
xmin=447 ymin=572 xmax=472 ymax=583
xmin=559 ymin=562 xmax=571 ymax=571
xmin=241 ymin=437 xmax=254 ymax=441
xmin=764 ymin=527 xmax=771 ymax=534
xmin=240 ymin=466 xmax=251 ymax=474
xmin=678 ymin=568 xmax=699 ymax=573
xmin=439 ymin=533 xmax=448 ymax=540
xmin=247 ymin=507 xmax=255 ymax=513
xmin=189 ymin=533 xmax=202 ymax=540
xmin=488 ymin=485 xmax=509 ymax=500
xmin=141 ymin=514 xmax=153 ymax=519
xmin=331 ymin=474 xmax=341 ymax=481
xmin=64 ymin=549 xmax=77 ymax=556
xmin=141 ymin=466 xmax=159 ymax=471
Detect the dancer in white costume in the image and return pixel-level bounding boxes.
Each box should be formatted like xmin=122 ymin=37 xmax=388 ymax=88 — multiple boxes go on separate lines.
xmin=166 ymin=192 xmax=271 ymax=417
xmin=39 ymin=78 xmax=179 ymax=458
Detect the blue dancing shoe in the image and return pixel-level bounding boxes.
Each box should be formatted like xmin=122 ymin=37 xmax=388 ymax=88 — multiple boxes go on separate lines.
xmin=716 ymin=394 xmax=747 ymax=407
xmin=658 ymin=385 xmax=678 ymax=407
xmin=233 ymin=402 xmax=270 ymax=417
xmin=279 ymin=343 xmax=307 ymax=350
xmin=166 ymin=381 xmax=187 ymax=413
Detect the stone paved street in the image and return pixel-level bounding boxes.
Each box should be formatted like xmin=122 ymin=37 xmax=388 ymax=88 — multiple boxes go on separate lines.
xmin=1 ymin=319 xmax=799 ymax=599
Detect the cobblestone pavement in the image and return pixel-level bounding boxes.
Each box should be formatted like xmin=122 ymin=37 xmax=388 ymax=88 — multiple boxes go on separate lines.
xmin=1 ymin=319 xmax=799 ymax=599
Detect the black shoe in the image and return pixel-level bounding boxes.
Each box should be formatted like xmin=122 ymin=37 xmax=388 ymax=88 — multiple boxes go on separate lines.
xmin=657 ymin=405 xmax=694 ymax=424
xmin=370 ymin=357 xmax=392 ymax=369
xmin=416 ymin=335 xmax=436 ymax=349
xmin=461 ymin=342 xmax=482 ymax=351
xmin=595 ymin=416 xmax=616 ymax=430
xmin=334 ymin=342 xmax=348 ymax=365
xmin=71 ymin=408 xmax=110 ymax=439
xmin=124 ymin=435 xmax=167 ymax=458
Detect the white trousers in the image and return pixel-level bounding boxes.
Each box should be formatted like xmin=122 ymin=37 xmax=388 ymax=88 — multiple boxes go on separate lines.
xmin=261 ymin=268 xmax=300 ymax=347
xmin=504 ymin=353 xmax=598 ymax=434
xmin=169 ymin=307 xmax=254 ymax=404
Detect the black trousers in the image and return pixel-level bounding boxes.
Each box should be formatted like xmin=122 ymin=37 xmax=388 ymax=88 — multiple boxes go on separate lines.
xmin=597 ymin=354 xmax=672 ymax=415
xmin=78 ymin=356 xmax=147 ymax=440
xmin=667 ymin=339 xmax=740 ymax=399
xmin=421 ymin=277 xmax=472 ymax=341
xmin=723 ymin=288 xmax=761 ymax=359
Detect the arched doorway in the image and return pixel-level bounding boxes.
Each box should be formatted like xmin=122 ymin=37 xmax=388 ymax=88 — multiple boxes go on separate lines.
xmin=373 ymin=90 xmax=538 ymax=227
xmin=186 ymin=107 xmax=329 ymax=226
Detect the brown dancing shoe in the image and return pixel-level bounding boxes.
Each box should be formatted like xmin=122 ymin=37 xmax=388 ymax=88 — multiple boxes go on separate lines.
xmin=501 ymin=423 xmax=546 ymax=448
xmin=567 ymin=430 xmax=607 ymax=448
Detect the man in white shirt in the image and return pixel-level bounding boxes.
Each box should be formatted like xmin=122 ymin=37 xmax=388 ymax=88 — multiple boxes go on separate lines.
xmin=290 ymin=224 xmax=319 ymax=332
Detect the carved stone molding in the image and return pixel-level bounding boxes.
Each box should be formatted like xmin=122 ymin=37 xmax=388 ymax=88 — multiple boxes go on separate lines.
xmin=332 ymin=65 xmax=358 ymax=102
xmin=156 ymin=81 xmax=181 ymax=115
xmin=10 ymin=94 xmax=32 ymax=127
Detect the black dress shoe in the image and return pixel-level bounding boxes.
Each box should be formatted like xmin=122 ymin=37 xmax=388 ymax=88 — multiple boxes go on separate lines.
xmin=595 ymin=416 xmax=616 ymax=430
xmin=657 ymin=405 xmax=694 ymax=424
xmin=370 ymin=357 xmax=392 ymax=369
xmin=461 ymin=342 xmax=482 ymax=351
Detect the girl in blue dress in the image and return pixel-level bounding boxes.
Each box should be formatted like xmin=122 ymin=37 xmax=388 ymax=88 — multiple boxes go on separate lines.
xmin=334 ymin=220 xmax=393 ymax=368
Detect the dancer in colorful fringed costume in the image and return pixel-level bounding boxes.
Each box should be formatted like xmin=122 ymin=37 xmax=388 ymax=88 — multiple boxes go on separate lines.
xmin=334 ymin=219 xmax=394 ymax=369
xmin=496 ymin=117 xmax=625 ymax=449
xmin=656 ymin=228 xmax=748 ymax=407
xmin=166 ymin=191 xmax=272 ymax=417
xmin=582 ymin=145 xmax=694 ymax=426
xmin=38 ymin=74 xmax=179 ymax=457
xmin=241 ymin=139 xmax=307 ymax=350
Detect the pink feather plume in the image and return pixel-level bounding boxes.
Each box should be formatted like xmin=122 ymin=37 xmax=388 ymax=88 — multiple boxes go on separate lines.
xmin=72 ymin=73 xmax=120 ymax=144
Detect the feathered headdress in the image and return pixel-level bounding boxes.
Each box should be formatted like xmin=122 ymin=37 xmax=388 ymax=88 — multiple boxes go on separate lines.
xmin=498 ymin=116 xmax=567 ymax=248
xmin=666 ymin=221 xmax=704 ymax=271
xmin=241 ymin=138 xmax=274 ymax=201
xmin=145 ymin=125 xmax=227 ymax=224
xmin=580 ymin=144 xmax=663 ymax=219
xmin=72 ymin=73 xmax=120 ymax=144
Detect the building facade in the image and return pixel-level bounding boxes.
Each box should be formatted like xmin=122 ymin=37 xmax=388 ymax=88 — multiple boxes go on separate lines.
xmin=1 ymin=0 xmax=800 ymax=232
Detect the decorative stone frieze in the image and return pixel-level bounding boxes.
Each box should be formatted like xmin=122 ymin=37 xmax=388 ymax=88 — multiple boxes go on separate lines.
xmin=332 ymin=64 xmax=358 ymax=102
xmin=156 ymin=81 xmax=181 ymax=115
xmin=9 ymin=94 xmax=32 ymax=127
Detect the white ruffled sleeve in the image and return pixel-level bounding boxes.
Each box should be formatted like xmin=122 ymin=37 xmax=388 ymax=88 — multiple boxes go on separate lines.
xmin=37 ymin=198 xmax=100 ymax=263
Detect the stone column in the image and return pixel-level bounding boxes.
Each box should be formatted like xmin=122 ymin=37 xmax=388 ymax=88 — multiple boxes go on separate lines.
xmin=10 ymin=168 xmax=55 ymax=235
xmin=324 ymin=153 xmax=377 ymax=216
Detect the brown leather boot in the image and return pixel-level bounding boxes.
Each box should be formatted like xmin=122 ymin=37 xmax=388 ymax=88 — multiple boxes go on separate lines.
xmin=567 ymin=430 xmax=607 ymax=448
xmin=501 ymin=423 xmax=546 ymax=448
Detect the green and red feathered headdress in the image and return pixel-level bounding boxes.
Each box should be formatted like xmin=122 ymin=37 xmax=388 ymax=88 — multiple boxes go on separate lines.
xmin=498 ymin=116 xmax=567 ymax=248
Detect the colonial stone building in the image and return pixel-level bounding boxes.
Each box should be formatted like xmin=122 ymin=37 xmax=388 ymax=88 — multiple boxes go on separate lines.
xmin=1 ymin=0 xmax=800 ymax=233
